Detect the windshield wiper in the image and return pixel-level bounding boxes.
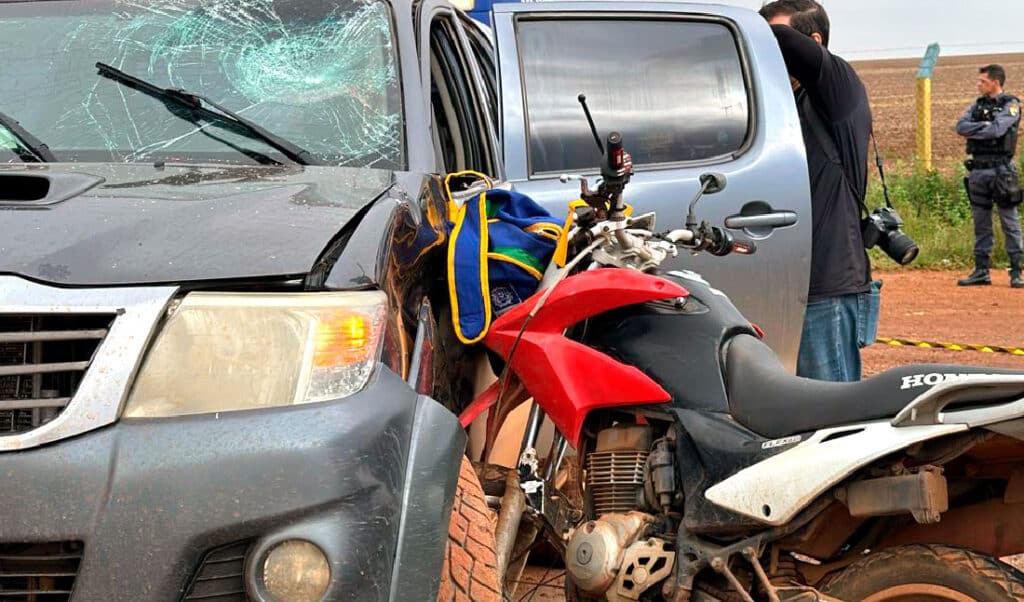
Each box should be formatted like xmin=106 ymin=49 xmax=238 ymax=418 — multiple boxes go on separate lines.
xmin=0 ymin=110 xmax=57 ymax=162
xmin=95 ymin=62 xmax=322 ymax=166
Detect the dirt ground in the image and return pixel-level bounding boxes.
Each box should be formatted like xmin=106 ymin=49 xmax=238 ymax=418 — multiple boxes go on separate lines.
xmin=515 ymin=269 xmax=1024 ymax=601
xmin=863 ymin=269 xmax=1024 ymax=374
xmin=853 ymin=53 xmax=1024 ymax=165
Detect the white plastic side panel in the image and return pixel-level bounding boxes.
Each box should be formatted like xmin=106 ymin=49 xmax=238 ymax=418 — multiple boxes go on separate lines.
xmin=704 ymin=421 xmax=966 ymax=526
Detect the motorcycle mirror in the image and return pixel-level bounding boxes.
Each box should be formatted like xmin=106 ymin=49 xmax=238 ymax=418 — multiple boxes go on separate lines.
xmin=686 ymin=173 xmax=727 ymax=229
xmin=699 ymin=173 xmax=727 ymax=194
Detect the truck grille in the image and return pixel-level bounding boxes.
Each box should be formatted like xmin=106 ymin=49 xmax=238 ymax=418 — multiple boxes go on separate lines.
xmin=0 ymin=541 xmax=83 ymax=601
xmin=182 ymin=541 xmax=252 ymax=602
xmin=0 ymin=314 xmax=114 ymax=436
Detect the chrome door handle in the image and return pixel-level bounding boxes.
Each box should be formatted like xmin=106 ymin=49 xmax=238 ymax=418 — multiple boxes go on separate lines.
xmin=724 ymin=211 xmax=797 ymax=230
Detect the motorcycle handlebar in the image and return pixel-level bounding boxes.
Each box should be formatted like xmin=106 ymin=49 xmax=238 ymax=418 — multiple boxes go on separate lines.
xmin=707 ymin=227 xmax=757 ymax=256
xmin=705 ymin=227 xmax=732 ymax=256
xmin=665 ymin=227 xmax=756 ymax=256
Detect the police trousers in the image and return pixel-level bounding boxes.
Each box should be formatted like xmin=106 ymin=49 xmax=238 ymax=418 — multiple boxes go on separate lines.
xmin=967 ymin=165 xmax=1024 ymax=260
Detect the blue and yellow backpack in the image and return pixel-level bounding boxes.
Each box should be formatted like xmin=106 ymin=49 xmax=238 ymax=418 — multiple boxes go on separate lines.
xmin=444 ymin=172 xmax=563 ymax=344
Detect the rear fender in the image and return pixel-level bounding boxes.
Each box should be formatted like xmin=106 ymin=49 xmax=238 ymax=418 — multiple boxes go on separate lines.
xmin=892 ymin=375 xmax=1024 ymax=427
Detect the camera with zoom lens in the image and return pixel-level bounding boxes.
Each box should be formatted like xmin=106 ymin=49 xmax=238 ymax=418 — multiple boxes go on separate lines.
xmin=862 ymin=206 xmax=919 ymax=265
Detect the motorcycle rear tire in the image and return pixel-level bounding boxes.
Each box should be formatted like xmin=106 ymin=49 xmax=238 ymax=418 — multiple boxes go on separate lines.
xmin=822 ymin=544 xmax=1024 ymax=601
xmin=437 ymin=457 xmax=501 ymax=601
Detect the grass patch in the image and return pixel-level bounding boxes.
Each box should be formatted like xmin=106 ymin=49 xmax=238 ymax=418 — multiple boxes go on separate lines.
xmin=865 ymin=158 xmax=1023 ymax=269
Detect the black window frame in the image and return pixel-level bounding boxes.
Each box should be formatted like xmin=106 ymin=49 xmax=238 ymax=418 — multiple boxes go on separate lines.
xmin=427 ymin=11 xmax=496 ymax=176
xmin=459 ymin=14 xmax=499 ymax=134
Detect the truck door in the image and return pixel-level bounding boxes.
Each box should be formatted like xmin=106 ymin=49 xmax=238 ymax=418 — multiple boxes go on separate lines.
xmin=492 ymin=2 xmax=812 ymax=371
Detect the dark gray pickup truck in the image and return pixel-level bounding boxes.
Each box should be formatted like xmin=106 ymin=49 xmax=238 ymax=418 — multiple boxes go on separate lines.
xmin=0 ymin=0 xmax=809 ymax=599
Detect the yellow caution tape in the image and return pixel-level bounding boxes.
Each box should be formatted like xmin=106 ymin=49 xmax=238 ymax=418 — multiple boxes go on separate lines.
xmin=876 ymin=337 xmax=1024 ymax=356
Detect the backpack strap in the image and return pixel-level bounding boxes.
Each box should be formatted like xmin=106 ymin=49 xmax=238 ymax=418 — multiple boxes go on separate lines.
xmin=445 ymin=171 xmax=494 ymax=345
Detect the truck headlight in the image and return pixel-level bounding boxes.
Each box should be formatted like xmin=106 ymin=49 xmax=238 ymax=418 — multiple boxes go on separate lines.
xmin=125 ymin=291 xmax=386 ymax=418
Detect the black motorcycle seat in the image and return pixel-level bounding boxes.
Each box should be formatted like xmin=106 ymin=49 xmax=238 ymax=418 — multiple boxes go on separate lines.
xmin=724 ymin=334 xmax=1024 ymax=439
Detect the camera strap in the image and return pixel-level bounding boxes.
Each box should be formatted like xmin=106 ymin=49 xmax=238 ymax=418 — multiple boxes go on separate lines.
xmin=870 ymin=130 xmax=895 ymax=212
xmin=797 ymin=90 xmax=878 ymax=218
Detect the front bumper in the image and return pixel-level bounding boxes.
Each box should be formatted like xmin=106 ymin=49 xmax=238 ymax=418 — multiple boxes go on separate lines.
xmin=0 ymin=368 xmax=465 ymax=601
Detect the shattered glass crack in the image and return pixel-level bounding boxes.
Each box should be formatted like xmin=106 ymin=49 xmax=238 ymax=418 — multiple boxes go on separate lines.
xmin=3 ymin=0 xmax=402 ymax=167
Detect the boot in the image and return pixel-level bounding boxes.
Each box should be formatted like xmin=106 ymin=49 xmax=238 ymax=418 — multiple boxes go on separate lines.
xmin=958 ymin=256 xmax=991 ymax=286
xmin=1011 ymin=256 xmax=1024 ymax=289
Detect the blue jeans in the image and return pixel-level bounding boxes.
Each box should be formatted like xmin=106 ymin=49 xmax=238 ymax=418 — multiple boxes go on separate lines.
xmin=797 ymin=280 xmax=883 ymax=382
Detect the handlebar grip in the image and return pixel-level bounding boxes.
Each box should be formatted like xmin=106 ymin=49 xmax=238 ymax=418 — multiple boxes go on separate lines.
xmin=706 ymin=227 xmax=733 ymax=256
xmin=707 ymin=227 xmax=757 ymax=256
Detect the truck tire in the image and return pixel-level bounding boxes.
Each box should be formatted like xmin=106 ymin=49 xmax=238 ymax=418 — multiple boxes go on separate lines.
xmin=438 ymin=457 xmax=501 ymax=602
xmin=822 ymin=544 xmax=1024 ymax=601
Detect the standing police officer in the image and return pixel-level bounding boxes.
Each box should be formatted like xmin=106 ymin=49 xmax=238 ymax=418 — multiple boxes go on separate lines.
xmin=956 ymin=64 xmax=1024 ymax=288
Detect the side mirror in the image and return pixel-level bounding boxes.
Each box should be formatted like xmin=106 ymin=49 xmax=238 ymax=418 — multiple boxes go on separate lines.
xmin=686 ymin=173 xmax=728 ymax=229
xmin=699 ymin=172 xmax=727 ymax=194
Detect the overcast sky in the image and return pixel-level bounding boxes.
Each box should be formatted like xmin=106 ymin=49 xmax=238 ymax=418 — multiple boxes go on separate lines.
xmin=682 ymin=0 xmax=1024 ymax=60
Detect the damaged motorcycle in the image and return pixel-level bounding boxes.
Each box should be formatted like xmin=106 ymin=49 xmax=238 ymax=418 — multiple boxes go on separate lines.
xmin=459 ymin=102 xmax=1024 ymax=602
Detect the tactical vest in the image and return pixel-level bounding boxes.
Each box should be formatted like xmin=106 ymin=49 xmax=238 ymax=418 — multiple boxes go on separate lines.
xmin=966 ymin=94 xmax=1020 ymax=158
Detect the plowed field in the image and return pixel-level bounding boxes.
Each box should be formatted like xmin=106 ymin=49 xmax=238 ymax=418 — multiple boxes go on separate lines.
xmin=854 ymin=53 xmax=1024 ymax=164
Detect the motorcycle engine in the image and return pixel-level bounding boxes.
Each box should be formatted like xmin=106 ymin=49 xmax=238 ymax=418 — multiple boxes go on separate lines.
xmin=587 ymin=425 xmax=652 ymax=515
xmin=567 ymin=425 xmax=677 ymax=601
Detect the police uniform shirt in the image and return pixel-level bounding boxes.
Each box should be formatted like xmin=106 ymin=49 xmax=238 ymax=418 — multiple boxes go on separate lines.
xmin=957 ymin=93 xmax=1021 ymax=152
xmin=771 ymin=24 xmax=873 ymax=302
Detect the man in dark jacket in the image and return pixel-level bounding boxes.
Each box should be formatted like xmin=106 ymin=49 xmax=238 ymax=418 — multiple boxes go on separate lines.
xmin=760 ymin=0 xmax=880 ymax=382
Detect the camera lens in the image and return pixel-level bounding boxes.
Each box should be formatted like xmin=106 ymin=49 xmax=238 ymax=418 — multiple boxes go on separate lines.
xmin=880 ymin=230 xmax=919 ymax=265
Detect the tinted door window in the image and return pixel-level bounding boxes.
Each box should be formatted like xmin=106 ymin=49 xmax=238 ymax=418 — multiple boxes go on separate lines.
xmin=516 ymin=18 xmax=750 ymax=175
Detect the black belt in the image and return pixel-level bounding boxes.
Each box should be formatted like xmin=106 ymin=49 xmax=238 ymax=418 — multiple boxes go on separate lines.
xmin=966 ymin=157 xmax=1013 ymax=170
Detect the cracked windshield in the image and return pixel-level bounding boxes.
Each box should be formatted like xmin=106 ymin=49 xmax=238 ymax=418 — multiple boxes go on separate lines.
xmin=0 ymin=0 xmax=403 ymax=167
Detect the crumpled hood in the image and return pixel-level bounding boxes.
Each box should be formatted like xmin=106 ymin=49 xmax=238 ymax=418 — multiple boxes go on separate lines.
xmin=0 ymin=163 xmax=394 ymax=286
